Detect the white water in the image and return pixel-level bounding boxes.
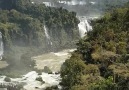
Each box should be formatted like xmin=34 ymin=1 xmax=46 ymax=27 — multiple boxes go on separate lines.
xmin=0 ymin=32 xmax=3 ymax=60
xmin=33 ymin=49 xmax=75 ymax=72
xmin=44 ymin=26 xmax=52 ymax=45
xmin=43 ymin=2 xmax=55 ymax=7
xmin=78 ymin=17 xmax=93 ymax=38
xmin=0 ymin=71 xmax=61 ymax=90
xmin=0 ymin=49 xmax=75 ymax=90
xmin=23 ymin=71 xmax=61 ymax=90
xmin=58 ymin=0 xmax=87 ymax=5
xmin=42 ymin=1 xmax=99 ymax=38
xmin=43 ymin=0 xmax=96 ymax=6
xmin=90 ymin=2 xmax=96 ymax=5
xmin=42 ymin=0 xmax=87 ymax=6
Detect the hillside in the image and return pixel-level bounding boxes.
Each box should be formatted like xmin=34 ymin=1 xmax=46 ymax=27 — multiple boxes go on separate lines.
xmin=61 ymin=3 xmax=129 ymax=90
xmin=0 ymin=0 xmax=79 ymax=76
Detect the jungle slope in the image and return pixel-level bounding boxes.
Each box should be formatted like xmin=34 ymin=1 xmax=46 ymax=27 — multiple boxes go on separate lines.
xmin=61 ymin=4 xmax=129 ymax=90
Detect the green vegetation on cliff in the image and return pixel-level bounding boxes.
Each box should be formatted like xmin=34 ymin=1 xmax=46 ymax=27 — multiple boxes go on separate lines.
xmin=0 ymin=0 xmax=79 ymax=50
xmin=0 ymin=0 xmax=79 ymax=77
xmin=61 ymin=4 xmax=129 ymax=90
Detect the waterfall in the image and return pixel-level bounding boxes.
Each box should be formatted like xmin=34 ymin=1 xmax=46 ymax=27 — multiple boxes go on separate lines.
xmin=71 ymin=0 xmax=78 ymax=5
xmin=58 ymin=0 xmax=86 ymax=5
xmin=0 ymin=32 xmax=3 ymax=60
xmin=44 ymin=26 xmax=52 ymax=45
xmin=78 ymin=17 xmax=92 ymax=38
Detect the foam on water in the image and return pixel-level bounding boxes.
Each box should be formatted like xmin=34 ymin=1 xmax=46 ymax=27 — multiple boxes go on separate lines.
xmin=33 ymin=49 xmax=75 ymax=72
xmin=23 ymin=71 xmax=61 ymax=90
xmin=0 ymin=49 xmax=73 ymax=90
xmin=0 ymin=71 xmax=61 ymax=90
xmin=54 ymin=52 xmax=68 ymax=56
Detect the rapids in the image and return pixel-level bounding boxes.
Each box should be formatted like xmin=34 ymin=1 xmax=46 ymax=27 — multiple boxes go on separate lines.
xmin=0 ymin=49 xmax=75 ymax=90
xmin=33 ymin=49 xmax=75 ymax=72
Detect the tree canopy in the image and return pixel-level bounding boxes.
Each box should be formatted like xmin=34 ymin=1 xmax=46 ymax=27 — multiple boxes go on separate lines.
xmin=61 ymin=3 xmax=129 ymax=90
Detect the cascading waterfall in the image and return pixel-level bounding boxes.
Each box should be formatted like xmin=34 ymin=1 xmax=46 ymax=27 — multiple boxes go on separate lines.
xmin=71 ymin=0 xmax=78 ymax=5
xmin=0 ymin=32 xmax=3 ymax=60
xmin=44 ymin=25 xmax=52 ymax=45
xmin=58 ymin=0 xmax=86 ymax=5
xmin=78 ymin=17 xmax=92 ymax=38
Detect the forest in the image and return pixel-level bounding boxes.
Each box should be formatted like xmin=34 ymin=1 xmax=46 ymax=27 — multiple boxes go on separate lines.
xmin=60 ymin=3 xmax=129 ymax=90
xmin=0 ymin=0 xmax=79 ymax=77
xmin=0 ymin=0 xmax=79 ymax=50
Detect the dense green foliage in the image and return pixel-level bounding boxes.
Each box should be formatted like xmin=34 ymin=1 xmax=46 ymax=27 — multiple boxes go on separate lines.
xmin=0 ymin=0 xmax=79 ymax=76
xmin=61 ymin=4 xmax=129 ymax=90
xmin=0 ymin=0 xmax=79 ymax=50
xmin=61 ymin=52 xmax=101 ymax=90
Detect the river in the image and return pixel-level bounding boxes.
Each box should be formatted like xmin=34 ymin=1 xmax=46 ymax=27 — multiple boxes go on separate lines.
xmin=0 ymin=49 xmax=75 ymax=90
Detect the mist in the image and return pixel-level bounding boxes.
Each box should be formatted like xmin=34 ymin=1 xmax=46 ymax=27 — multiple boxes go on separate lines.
xmin=31 ymin=0 xmax=129 ymax=16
